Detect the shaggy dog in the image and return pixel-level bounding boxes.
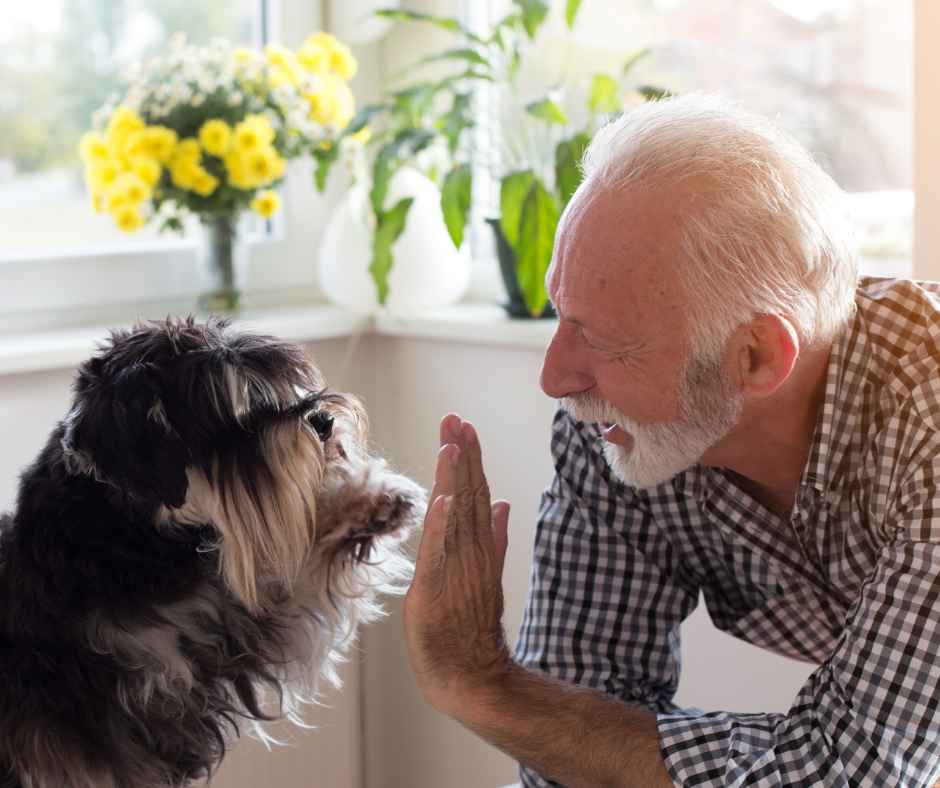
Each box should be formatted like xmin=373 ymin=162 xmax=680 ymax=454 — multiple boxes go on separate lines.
xmin=0 ymin=315 xmax=424 ymax=788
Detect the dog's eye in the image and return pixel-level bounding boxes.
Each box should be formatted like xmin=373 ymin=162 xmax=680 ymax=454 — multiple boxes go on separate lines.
xmin=306 ymin=409 xmax=334 ymax=442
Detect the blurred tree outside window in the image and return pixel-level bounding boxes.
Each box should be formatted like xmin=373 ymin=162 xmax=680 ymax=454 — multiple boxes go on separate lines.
xmin=0 ymin=0 xmax=258 ymax=253
xmin=479 ymin=0 xmax=912 ymax=277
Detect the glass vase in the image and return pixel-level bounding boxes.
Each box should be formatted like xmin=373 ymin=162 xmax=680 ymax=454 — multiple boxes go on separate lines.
xmin=197 ymin=213 xmax=248 ymax=315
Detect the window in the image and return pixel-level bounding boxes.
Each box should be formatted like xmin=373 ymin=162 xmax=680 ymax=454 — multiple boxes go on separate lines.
xmin=474 ymin=0 xmax=913 ymax=278
xmin=0 ymin=0 xmax=333 ymax=334
xmin=0 ymin=0 xmax=261 ymax=252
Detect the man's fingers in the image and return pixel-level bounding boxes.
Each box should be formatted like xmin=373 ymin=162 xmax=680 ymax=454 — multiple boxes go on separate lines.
xmin=491 ymin=499 xmax=510 ymax=579
xmin=463 ymin=422 xmax=494 ymax=542
xmin=415 ymin=487 xmax=454 ymax=591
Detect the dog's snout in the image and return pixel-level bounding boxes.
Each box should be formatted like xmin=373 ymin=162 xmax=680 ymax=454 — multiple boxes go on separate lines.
xmin=306 ymin=409 xmax=334 ymax=442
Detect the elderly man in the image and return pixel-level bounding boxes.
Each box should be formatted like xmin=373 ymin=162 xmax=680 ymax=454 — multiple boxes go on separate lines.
xmin=403 ymin=93 xmax=940 ymax=787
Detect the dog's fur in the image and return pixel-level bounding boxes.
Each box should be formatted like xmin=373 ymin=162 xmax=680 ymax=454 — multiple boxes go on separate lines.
xmin=0 ymin=316 xmax=425 ymax=788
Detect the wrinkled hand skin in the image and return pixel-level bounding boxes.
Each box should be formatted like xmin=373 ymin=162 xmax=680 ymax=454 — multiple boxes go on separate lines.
xmin=402 ymin=414 xmax=512 ymax=722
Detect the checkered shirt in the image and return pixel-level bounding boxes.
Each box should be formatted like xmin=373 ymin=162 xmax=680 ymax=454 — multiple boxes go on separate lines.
xmin=515 ymin=277 xmax=940 ymax=787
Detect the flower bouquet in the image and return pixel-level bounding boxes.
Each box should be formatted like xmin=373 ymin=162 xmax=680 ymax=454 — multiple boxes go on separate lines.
xmin=80 ymin=31 xmax=359 ymax=313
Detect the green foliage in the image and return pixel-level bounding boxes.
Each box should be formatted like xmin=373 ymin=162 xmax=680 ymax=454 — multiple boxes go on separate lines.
xmin=516 ymin=0 xmax=550 ymax=39
xmin=524 ymin=96 xmax=569 ymax=125
xmin=348 ymin=0 xmax=670 ymax=311
xmin=515 ymin=179 xmax=557 ymax=316
xmin=555 ymin=133 xmax=591 ymax=206
xmin=371 ymin=197 xmax=414 ymax=304
xmin=442 ymin=163 xmax=472 ymax=248
xmin=565 ymin=0 xmax=582 ymax=28
xmin=590 ymin=74 xmax=620 ymax=114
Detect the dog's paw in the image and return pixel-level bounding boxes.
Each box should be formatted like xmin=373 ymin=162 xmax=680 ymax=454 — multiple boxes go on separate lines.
xmin=317 ymin=461 xmax=426 ymax=544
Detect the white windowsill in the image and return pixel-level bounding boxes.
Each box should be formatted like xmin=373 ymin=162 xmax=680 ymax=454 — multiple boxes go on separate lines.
xmin=0 ymin=302 xmax=557 ymax=377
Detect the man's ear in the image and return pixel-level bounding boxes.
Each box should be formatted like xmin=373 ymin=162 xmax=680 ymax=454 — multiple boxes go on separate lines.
xmin=727 ymin=314 xmax=800 ymax=398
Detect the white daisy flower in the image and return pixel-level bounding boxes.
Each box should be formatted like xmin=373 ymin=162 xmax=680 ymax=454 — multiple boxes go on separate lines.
xmin=298 ymin=73 xmax=319 ymax=95
xmin=272 ymin=83 xmax=297 ymax=105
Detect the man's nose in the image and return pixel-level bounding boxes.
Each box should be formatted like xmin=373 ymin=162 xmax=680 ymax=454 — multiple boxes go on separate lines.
xmin=540 ymin=324 xmax=593 ymax=399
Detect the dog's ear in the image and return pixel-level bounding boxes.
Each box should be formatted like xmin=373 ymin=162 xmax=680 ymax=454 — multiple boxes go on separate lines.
xmin=62 ymin=359 xmax=190 ymax=509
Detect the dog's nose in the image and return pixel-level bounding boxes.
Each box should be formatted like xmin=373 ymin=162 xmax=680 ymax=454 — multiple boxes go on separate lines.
xmin=306 ymin=409 xmax=334 ymax=441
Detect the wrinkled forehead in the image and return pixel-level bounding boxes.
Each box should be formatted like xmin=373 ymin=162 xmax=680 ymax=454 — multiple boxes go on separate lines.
xmin=548 ymin=183 xmax=694 ymax=347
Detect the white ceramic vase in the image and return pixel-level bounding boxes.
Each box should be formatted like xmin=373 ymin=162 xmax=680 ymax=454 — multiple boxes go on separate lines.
xmin=317 ymin=167 xmax=471 ymax=312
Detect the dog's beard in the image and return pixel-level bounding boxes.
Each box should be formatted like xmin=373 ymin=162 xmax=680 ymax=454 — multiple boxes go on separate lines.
xmin=563 ymin=351 xmax=744 ymax=489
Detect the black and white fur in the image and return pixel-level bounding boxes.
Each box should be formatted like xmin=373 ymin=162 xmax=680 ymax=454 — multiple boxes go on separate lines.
xmin=0 ymin=316 xmax=424 ymax=788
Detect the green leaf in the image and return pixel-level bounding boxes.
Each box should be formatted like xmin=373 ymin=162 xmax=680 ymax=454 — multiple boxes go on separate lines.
xmin=440 ymin=93 xmax=472 ymax=154
xmin=370 ymin=145 xmax=399 ymax=217
xmin=419 ymin=47 xmax=488 ymax=67
xmin=589 ymin=74 xmax=619 ymax=114
xmin=565 ymin=0 xmax=582 ymax=27
xmin=375 ymin=9 xmax=484 ymax=43
xmin=516 ymin=180 xmax=558 ymax=316
xmin=345 ymin=103 xmax=391 ymax=136
xmin=314 ymin=145 xmax=340 ymax=192
xmin=636 ymin=85 xmax=672 ymax=102
xmin=621 ymin=46 xmax=655 ymax=78
xmin=555 ymin=133 xmax=591 ymax=208
xmin=159 ymin=216 xmax=185 ymax=236
xmin=524 ymin=96 xmax=568 ymax=125
xmin=499 ymin=169 xmax=536 ymax=250
xmin=369 ymin=129 xmax=437 ymax=215
xmin=441 ymin=163 xmax=472 ymax=248
xmin=514 ymin=0 xmax=549 ymax=39
xmin=370 ymin=197 xmax=414 ymax=305
xmin=389 ymin=47 xmax=490 ymax=83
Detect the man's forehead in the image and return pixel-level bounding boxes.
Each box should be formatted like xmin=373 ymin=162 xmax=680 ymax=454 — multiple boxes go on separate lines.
xmin=548 ymin=183 xmax=689 ymax=336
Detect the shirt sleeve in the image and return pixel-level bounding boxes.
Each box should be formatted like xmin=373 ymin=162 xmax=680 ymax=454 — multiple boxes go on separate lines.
xmin=514 ymin=404 xmax=700 ymax=788
xmin=659 ymin=429 xmax=940 ymax=787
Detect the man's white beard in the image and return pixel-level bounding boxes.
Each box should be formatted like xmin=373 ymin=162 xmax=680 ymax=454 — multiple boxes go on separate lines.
xmin=563 ymin=352 xmax=744 ymax=489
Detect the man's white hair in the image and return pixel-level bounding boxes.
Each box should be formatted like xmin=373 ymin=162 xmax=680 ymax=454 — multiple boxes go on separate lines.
xmin=579 ymin=92 xmax=858 ymax=357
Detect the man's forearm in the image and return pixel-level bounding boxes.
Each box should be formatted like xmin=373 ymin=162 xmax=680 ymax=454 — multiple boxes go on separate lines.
xmin=450 ymin=658 xmax=675 ymax=788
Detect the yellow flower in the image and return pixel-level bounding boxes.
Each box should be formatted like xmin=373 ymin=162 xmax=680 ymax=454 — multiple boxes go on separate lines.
xmin=296 ymin=38 xmax=331 ymax=75
xmin=250 ymin=189 xmax=281 ymax=218
xmin=308 ymin=74 xmax=355 ymax=129
xmin=264 ymin=43 xmax=301 ymax=86
xmin=232 ymin=114 xmax=275 ymax=152
xmin=169 ymin=158 xmax=200 ymax=190
xmin=115 ymin=129 xmax=147 ymax=169
xmin=133 ymin=156 xmax=162 ymax=187
xmin=107 ymin=106 xmax=145 ymax=140
xmin=79 ymin=131 xmax=107 ymax=163
xmin=298 ymin=32 xmax=357 ymax=80
xmin=232 ymin=46 xmax=261 ymax=65
xmin=198 ymin=119 xmax=232 ymax=157
xmin=110 ymin=203 xmax=146 ymax=233
xmin=142 ymin=126 xmax=178 ymax=164
xmin=84 ymin=160 xmax=118 ymax=195
xmin=108 ymin=171 xmax=152 ymax=205
xmin=190 ymin=170 xmax=220 ymax=197
xmin=173 ymin=137 xmax=202 ymax=163
xmin=224 ymin=144 xmax=285 ymax=190
xmin=249 ymin=147 xmax=285 ymax=184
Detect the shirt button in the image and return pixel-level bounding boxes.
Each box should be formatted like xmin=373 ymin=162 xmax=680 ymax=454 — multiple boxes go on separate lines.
xmin=826 ymin=490 xmax=838 ymax=505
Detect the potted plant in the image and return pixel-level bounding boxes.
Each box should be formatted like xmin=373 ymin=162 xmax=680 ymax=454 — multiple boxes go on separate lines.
xmin=343 ymin=0 xmax=669 ymax=317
